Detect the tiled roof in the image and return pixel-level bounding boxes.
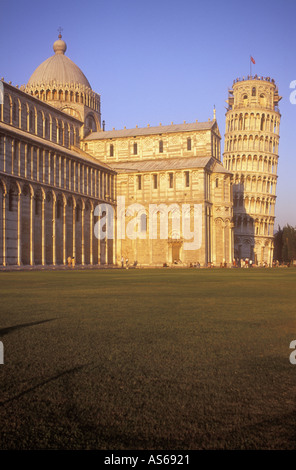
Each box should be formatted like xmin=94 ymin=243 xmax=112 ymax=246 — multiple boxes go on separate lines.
xmin=211 ymin=162 xmax=233 ymax=174
xmin=108 ymin=156 xmax=231 ymax=173
xmin=85 ymin=121 xmax=215 ymax=140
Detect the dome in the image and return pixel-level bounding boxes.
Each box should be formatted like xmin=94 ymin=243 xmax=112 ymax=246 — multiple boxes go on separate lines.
xmin=27 ymin=35 xmax=91 ymax=89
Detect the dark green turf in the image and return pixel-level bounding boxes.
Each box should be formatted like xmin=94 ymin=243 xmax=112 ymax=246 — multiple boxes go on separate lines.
xmin=0 ymin=268 xmax=295 ymax=450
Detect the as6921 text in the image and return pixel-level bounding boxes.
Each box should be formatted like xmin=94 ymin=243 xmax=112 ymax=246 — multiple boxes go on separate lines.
xmin=147 ymin=455 xmax=189 ymax=465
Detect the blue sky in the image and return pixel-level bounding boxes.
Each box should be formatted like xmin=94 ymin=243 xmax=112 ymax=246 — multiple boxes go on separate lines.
xmin=1 ymin=0 xmax=296 ymax=228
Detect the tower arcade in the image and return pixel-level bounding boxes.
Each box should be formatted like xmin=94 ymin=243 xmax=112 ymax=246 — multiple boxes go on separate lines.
xmin=223 ymin=76 xmax=281 ymax=265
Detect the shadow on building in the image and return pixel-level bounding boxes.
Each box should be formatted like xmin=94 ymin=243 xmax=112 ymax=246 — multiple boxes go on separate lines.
xmin=232 ymin=182 xmax=256 ymax=265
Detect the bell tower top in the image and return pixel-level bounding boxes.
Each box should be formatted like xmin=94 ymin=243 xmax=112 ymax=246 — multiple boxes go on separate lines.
xmin=226 ymin=76 xmax=282 ymax=114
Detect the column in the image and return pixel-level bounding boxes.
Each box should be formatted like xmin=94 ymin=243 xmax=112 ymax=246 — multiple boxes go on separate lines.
xmin=63 ymin=199 xmax=66 ymax=265
xmin=73 ymin=162 xmax=76 ymax=192
xmin=52 ymin=195 xmax=56 ymax=265
xmin=2 ymin=192 xmax=6 ymax=266
xmin=17 ymin=192 xmax=21 ymax=266
xmin=208 ymin=207 xmax=211 ymax=263
xmin=3 ymin=136 xmax=6 ymax=173
xmin=72 ymin=200 xmax=76 ymax=260
xmin=81 ymin=201 xmax=85 ymax=266
xmin=17 ymin=141 xmax=21 ymax=177
xmin=68 ymin=159 xmax=71 ymax=190
xmin=90 ymin=205 xmax=93 ymax=265
xmin=41 ymin=194 xmax=45 ymax=265
xmin=113 ymin=206 xmax=117 ymax=266
xmin=53 ymin=154 xmax=56 ymax=186
xmin=30 ymin=192 xmax=34 ymax=266
xmin=229 ymin=223 xmax=234 ymax=264
xmin=105 ymin=228 xmax=108 ymax=265
xmin=212 ymin=216 xmax=216 ymax=265
xmin=11 ymin=139 xmax=15 ymax=175
xmin=204 ymin=205 xmax=208 ymax=265
xmin=97 ymin=220 xmax=101 ymax=265
xmin=42 ymin=149 xmax=45 ymax=183
xmin=222 ymin=220 xmax=225 ymax=264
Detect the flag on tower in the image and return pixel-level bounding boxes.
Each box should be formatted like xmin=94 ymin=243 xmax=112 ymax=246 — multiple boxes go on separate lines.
xmin=251 ymin=56 xmax=255 ymax=64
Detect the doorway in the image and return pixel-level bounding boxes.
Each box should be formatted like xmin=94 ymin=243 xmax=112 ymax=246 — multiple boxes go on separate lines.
xmin=172 ymin=244 xmax=180 ymax=263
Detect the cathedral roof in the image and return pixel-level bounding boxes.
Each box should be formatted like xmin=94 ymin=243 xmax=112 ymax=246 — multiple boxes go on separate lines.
xmin=108 ymin=156 xmax=231 ymax=173
xmin=85 ymin=121 xmax=216 ymax=140
xmin=27 ymin=35 xmax=91 ymax=89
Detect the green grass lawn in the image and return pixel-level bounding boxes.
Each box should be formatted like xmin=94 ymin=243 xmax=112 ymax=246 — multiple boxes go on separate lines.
xmin=0 ymin=268 xmax=295 ymax=450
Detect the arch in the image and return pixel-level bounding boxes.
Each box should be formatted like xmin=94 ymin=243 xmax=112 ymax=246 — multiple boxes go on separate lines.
xmin=55 ymin=193 xmax=66 ymax=264
xmin=37 ymin=109 xmax=43 ymax=137
xmin=238 ymin=113 xmax=243 ymax=130
xmin=259 ymin=94 xmax=266 ymax=106
xmin=34 ymin=187 xmax=44 ymax=264
xmin=44 ymin=190 xmax=55 ymax=264
xmin=0 ymin=177 xmax=7 ymax=196
xmin=244 ymin=113 xmax=249 ymax=130
xmin=20 ymin=183 xmax=33 ymax=265
xmin=84 ymin=199 xmax=91 ymax=265
xmin=85 ymin=112 xmax=97 ymax=133
xmin=0 ymin=178 xmax=8 ymax=265
xmin=5 ymin=94 xmax=13 ymax=125
xmin=44 ymin=114 xmax=50 ymax=138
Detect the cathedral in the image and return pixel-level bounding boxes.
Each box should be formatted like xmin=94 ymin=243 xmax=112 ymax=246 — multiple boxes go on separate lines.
xmin=0 ymin=35 xmax=281 ymax=268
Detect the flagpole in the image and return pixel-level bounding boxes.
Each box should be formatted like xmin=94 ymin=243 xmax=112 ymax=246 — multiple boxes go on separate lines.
xmin=250 ymin=55 xmax=252 ymax=77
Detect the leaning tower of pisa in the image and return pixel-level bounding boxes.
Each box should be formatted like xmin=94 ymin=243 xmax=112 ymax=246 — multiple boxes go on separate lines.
xmin=223 ymin=76 xmax=281 ymax=266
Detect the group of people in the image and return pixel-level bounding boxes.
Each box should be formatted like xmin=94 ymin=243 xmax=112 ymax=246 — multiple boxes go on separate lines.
xmin=65 ymin=256 xmax=277 ymax=269
xmin=189 ymin=262 xmax=201 ymax=268
xmin=233 ymin=258 xmax=253 ymax=268
xmin=67 ymin=256 xmax=75 ymax=267
xmin=121 ymin=257 xmax=138 ymax=269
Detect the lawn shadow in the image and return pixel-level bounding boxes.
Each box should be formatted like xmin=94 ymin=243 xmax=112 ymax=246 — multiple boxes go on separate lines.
xmin=0 ymin=319 xmax=57 ymax=337
xmin=0 ymin=363 xmax=91 ymax=407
